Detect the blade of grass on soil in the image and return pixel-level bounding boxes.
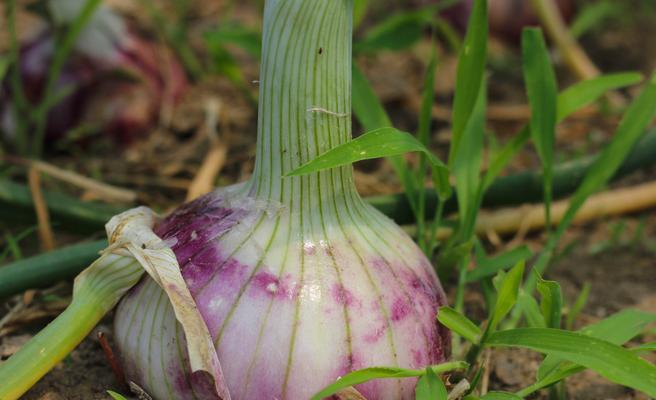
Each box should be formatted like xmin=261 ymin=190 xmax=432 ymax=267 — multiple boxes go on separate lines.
xmin=522 ymin=27 xmax=558 ymax=231
xmin=488 ymin=328 xmax=656 ymax=398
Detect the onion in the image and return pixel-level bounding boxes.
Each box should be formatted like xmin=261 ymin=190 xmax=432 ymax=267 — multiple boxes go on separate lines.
xmin=0 ymin=1 xmax=187 ymax=146
xmin=113 ymin=0 xmax=450 ymax=399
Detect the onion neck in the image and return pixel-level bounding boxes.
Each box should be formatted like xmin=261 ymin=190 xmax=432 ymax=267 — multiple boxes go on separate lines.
xmin=250 ymin=0 xmax=359 ymax=211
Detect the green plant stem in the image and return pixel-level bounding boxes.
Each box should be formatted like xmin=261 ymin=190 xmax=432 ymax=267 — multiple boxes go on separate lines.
xmin=452 ymin=253 xmax=472 ymax=355
xmin=31 ymin=0 xmax=104 ymax=157
xmin=0 ymin=178 xmax=124 ymax=234
xmin=427 ymin=199 xmax=445 ymax=255
xmin=0 ymin=255 xmax=141 ymax=400
xmin=0 ymin=240 xmax=107 ymax=299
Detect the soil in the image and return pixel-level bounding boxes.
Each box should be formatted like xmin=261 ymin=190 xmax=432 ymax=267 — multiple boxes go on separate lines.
xmin=1 ymin=0 xmax=656 ymax=399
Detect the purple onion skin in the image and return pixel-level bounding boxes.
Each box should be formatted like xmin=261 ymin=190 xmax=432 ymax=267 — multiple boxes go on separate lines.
xmin=114 ymin=188 xmax=450 ymax=399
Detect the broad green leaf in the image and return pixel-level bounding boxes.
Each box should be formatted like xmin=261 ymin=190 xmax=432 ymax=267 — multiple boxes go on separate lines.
xmin=518 ymin=291 xmax=546 ymax=328
xmin=453 ymin=80 xmax=486 ymax=239
xmin=107 ymin=391 xmax=129 ymax=400
xmin=489 ymin=260 xmax=525 ymax=331
xmin=557 ymin=72 xmax=642 ymax=121
xmin=481 ymin=392 xmax=522 ymax=400
xmin=310 ymin=362 xmax=467 ymax=400
xmin=522 ymin=28 xmax=557 ymax=229
xmin=467 ymin=245 xmax=532 ymax=283
xmin=437 ymin=306 xmax=482 ymax=343
xmin=203 ymin=23 xmax=262 ymax=57
xmin=566 ymin=282 xmax=591 ymax=330
xmin=487 ymin=328 xmax=656 ymax=398
xmin=354 ymin=9 xmax=433 ymax=53
xmin=449 ymin=0 xmax=488 ymax=164
xmin=287 ymin=128 xmax=448 ymax=191
xmin=536 ymin=274 xmax=563 ymax=329
xmin=415 ymin=368 xmax=448 ymax=400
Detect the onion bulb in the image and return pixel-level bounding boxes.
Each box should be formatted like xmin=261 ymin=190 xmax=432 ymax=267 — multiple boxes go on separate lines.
xmin=113 ymin=0 xmax=450 ymax=399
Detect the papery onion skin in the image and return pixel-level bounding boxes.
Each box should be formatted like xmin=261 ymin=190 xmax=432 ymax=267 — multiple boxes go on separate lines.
xmin=115 ymin=188 xmax=450 ymax=400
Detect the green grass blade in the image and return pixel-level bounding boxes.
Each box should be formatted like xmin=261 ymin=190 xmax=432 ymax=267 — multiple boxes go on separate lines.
xmin=522 ymin=27 xmax=558 ymax=231
xmin=437 ymin=306 xmax=482 ymax=343
xmin=287 ymin=127 xmax=448 ymax=179
xmin=415 ymin=368 xmax=448 ymax=400
xmin=483 ymin=72 xmax=641 ymax=191
xmin=353 ymin=0 xmax=369 ymax=28
xmin=539 ymin=309 xmax=656 ymax=380
xmin=556 ymin=73 xmax=656 ymax=211
xmin=489 ymin=261 xmax=525 ymax=331
xmin=466 ymin=245 xmax=532 ymax=283
xmin=482 ymin=127 xmax=531 ymax=191
xmin=536 ymin=274 xmax=563 ymax=329
xmin=569 ymin=1 xmax=624 ymax=38
xmin=488 ymin=328 xmax=656 ymax=398
xmin=203 ymin=23 xmax=262 ymax=57
xmin=557 ymin=72 xmax=642 ymax=120
xmin=529 ymin=71 xmax=656 ymax=284
xmin=351 ymin=65 xmax=420 ymax=213
xmin=416 ymin=35 xmax=440 ymax=251
xmin=453 ymin=81 xmax=486 ymax=239
xmin=107 ymin=391 xmax=129 ymax=400
xmin=566 ymin=282 xmax=591 ymax=330
xmin=310 ymin=362 xmax=467 ymax=400
xmin=518 ymin=291 xmax=547 ymax=328
xmin=354 ymin=8 xmax=433 ymax=53
xmin=481 ymin=392 xmax=523 ymax=400
xmin=449 ymin=0 xmax=488 ymax=164
xmin=352 ymin=65 xmax=392 ymax=130
xmin=632 ymin=342 xmax=656 ymax=353
xmin=418 ymin=44 xmax=438 ymax=149
xmin=0 ymin=58 xmax=9 ymax=82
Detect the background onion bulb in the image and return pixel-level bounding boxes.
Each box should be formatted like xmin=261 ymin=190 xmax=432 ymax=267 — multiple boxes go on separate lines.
xmin=113 ymin=1 xmax=450 ymax=399
xmin=0 ymin=1 xmax=187 ymax=146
